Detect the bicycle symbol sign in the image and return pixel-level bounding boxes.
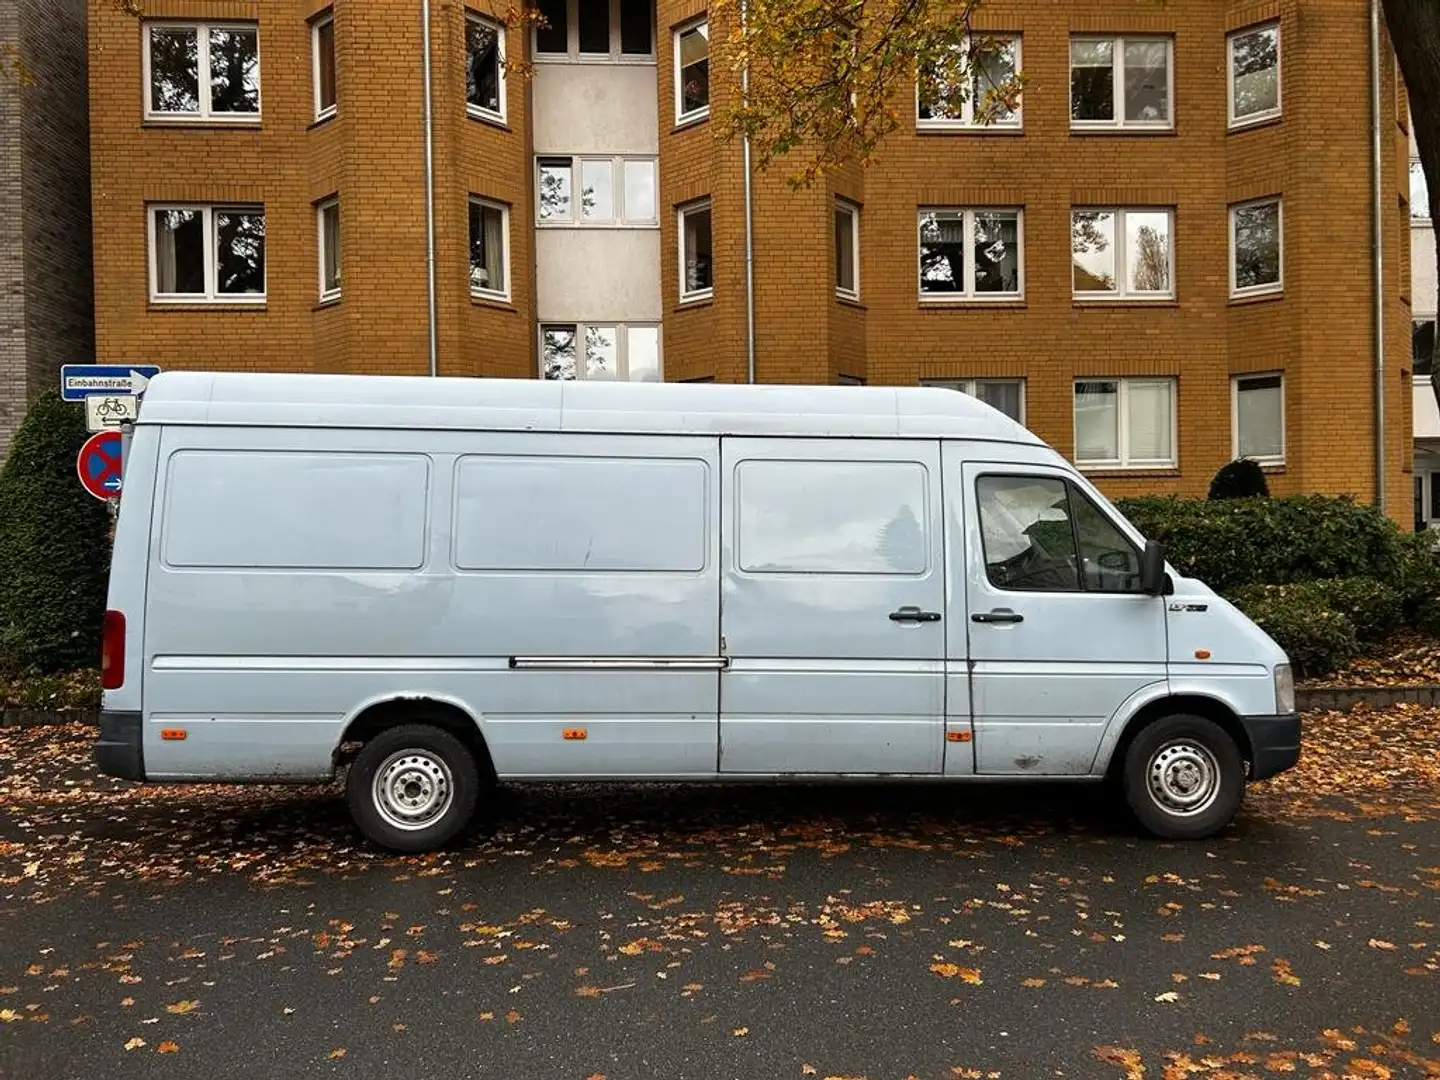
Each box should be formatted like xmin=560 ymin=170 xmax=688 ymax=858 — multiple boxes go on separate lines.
xmin=77 ymin=430 xmax=124 ymax=501
xmin=82 ymin=393 xmax=138 ymax=432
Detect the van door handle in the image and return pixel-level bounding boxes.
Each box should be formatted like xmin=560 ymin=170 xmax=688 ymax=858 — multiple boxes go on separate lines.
xmin=972 ymin=608 xmax=1024 ymax=624
xmin=889 ymin=606 xmax=942 ymax=623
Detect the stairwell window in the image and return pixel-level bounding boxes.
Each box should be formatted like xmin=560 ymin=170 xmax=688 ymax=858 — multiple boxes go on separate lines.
xmin=149 ymin=205 xmax=266 ymax=304
xmin=679 ymin=200 xmax=713 ymax=302
xmin=1230 ymin=197 xmax=1283 ymax=298
xmin=317 ymin=197 xmax=341 ymax=302
xmin=144 ymin=22 xmax=260 ymax=121
xmin=469 ymin=198 xmax=510 ymax=301
xmin=466 ymin=13 xmax=506 ymax=123
xmin=675 ymin=19 xmax=709 ymax=124
xmin=1074 ymin=378 xmax=1176 ymax=470
xmin=541 ymin=324 xmax=662 ymax=381
xmin=1228 ymin=22 xmax=1281 ymax=128
xmin=1232 ymin=373 xmax=1284 ymax=464
xmin=534 ymin=0 xmax=655 ymax=61
xmin=312 ymin=11 xmax=336 ymax=120
xmin=835 ymin=200 xmax=859 ymax=300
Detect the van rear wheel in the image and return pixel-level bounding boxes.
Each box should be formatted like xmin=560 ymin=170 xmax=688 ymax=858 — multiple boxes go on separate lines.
xmin=1122 ymin=714 xmax=1245 ymax=840
xmin=346 ymin=724 xmax=481 ymax=853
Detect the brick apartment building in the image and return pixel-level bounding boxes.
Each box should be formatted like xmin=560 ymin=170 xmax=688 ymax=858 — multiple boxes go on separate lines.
xmin=88 ymin=0 xmax=1416 ymax=510
xmin=0 ymin=0 xmax=93 ymax=455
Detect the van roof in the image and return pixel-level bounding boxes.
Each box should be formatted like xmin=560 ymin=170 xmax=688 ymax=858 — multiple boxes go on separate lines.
xmin=136 ymin=371 xmax=1047 ymax=444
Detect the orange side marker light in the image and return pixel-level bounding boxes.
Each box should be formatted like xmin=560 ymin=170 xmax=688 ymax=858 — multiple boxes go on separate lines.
xmin=160 ymin=729 xmax=187 ymax=741
xmin=562 ymin=729 xmax=587 ymax=741
xmin=945 ymin=731 xmax=973 ymax=743
xmin=1194 ymin=649 xmax=1212 ymax=660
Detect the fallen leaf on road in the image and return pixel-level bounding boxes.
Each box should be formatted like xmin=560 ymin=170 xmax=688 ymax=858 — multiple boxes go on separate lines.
xmin=1273 ymin=959 xmax=1301 ymax=986
xmin=1369 ymin=939 xmax=1397 ymax=951
xmin=328 ymin=1048 xmax=346 ymax=1059
xmin=120 ymin=998 xmax=134 ymax=1008
xmin=1021 ymin=978 xmax=1046 ymax=988
xmin=1154 ymin=991 xmax=1180 ymax=1003
xmin=1093 ymin=1045 xmax=1145 ymax=1078
xmin=165 ymin=1000 xmax=199 ymax=1014
xmin=478 ymin=1012 xmax=494 ymax=1022
xmin=157 ymin=1041 xmax=179 ymax=1054
xmin=505 ymin=1010 xmax=521 ymax=1024
xmin=0 ymin=1009 xmax=19 ymax=1023
xmin=733 ymin=1027 xmax=749 ymax=1037
xmin=929 ymin=963 xmax=981 ymax=984
xmin=802 ymin=1067 xmax=817 ymax=1076
xmin=124 ymin=1038 xmax=145 ymax=1051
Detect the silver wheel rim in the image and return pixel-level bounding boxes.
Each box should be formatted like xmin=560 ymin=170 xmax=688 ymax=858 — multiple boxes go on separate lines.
xmin=372 ymin=750 xmax=454 ymax=832
xmin=1146 ymin=739 xmax=1222 ymax=818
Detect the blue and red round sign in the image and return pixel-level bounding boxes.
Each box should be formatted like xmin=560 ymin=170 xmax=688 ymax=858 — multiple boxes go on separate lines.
xmin=77 ymin=430 xmax=124 ymax=501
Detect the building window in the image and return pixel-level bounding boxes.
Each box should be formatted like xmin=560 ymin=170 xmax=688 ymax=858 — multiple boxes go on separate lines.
xmin=317 ymin=197 xmax=340 ymax=302
xmin=1230 ymin=197 xmax=1283 ymax=297
xmin=918 ymin=209 xmax=1023 ymax=300
xmin=542 ymin=323 xmax=662 ymax=381
xmin=679 ymin=200 xmax=713 ymax=301
xmin=835 ymin=200 xmax=859 ymax=300
xmin=1071 ymin=209 xmax=1173 ymax=299
xmin=466 ymin=14 xmax=506 ymax=123
xmin=1070 ymin=36 xmax=1172 ymax=130
xmin=675 ymin=19 xmax=709 ymax=124
xmin=1412 ymin=159 xmax=1431 ymax=222
xmin=149 ymin=205 xmax=266 ymax=303
xmin=1415 ymin=319 xmax=1435 ymax=378
xmin=535 ymin=156 xmax=657 ymax=225
xmin=922 ymin=379 xmax=1025 ymax=424
xmin=1073 ymin=378 xmax=1176 ymax=469
xmin=917 ymin=34 xmax=1021 ymax=130
xmin=469 ymin=198 xmax=510 ymax=300
xmin=1228 ymin=23 xmax=1280 ymax=128
xmin=144 ymin=22 xmax=260 ymax=121
xmin=535 ymin=0 xmax=654 ymax=61
xmin=1232 ymin=373 xmax=1284 ymax=464
xmin=312 ymin=11 xmax=336 ymax=120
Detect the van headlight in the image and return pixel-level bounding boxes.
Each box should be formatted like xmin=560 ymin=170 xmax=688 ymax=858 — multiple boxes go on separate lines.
xmin=1274 ymin=663 xmax=1295 ymax=715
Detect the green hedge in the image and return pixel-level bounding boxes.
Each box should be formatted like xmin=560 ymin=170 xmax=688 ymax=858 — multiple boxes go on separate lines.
xmin=1116 ymin=494 xmax=1402 ymax=595
xmin=0 ymin=393 xmax=112 ymax=673
xmin=1230 ymin=587 xmax=1359 ymax=678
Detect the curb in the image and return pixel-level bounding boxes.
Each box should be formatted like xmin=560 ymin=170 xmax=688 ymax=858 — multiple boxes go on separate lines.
xmin=1 ymin=709 xmax=99 ymax=728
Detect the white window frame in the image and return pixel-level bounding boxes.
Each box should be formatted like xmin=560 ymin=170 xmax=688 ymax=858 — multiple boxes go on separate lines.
xmin=147 ymin=203 xmax=267 ymax=305
xmin=915 ymin=33 xmax=1023 ymax=131
xmin=1231 ymin=372 xmax=1285 ymax=466
xmin=1229 ymin=196 xmax=1284 ymax=299
xmin=142 ymin=21 xmax=262 ymax=123
xmin=917 ymin=208 xmax=1025 ymax=302
xmin=1226 ymin=21 xmax=1281 ymax=130
xmin=921 ymin=378 xmax=1026 ymax=424
xmin=533 ymin=0 xmax=656 ymax=63
xmin=534 ymin=155 xmax=659 ymax=227
xmin=539 ymin=322 xmax=664 ymax=380
xmin=317 ymin=196 xmax=340 ymax=302
xmin=1069 ymin=35 xmax=1174 ymax=132
xmin=469 ymin=197 xmax=512 ymax=302
xmin=674 ymin=17 xmax=710 ymax=126
xmin=835 ymin=199 xmax=860 ymax=301
xmin=1073 ymin=377 xmax=1178 ymax=471
xmin=312 ymin=10 xmax=336 ymax=121
xmin=678 ymin=199 xmax=713 ymax=303
xmin=1070 ymin=207 xmax=1176 ymax=302
xmin=465 ymin=12 xmax=507 ymax=125
xmin=1412 ymin=157 xmax=1431 ymax=223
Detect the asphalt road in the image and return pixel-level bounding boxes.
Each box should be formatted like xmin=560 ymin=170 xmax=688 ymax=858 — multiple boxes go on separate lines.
xmin=1 ymin=712 xmax=1438 ymax=1080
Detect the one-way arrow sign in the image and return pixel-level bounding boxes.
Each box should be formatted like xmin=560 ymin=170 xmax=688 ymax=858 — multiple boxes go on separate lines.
xmin=60 ymin=364 xmax=161 ymax=402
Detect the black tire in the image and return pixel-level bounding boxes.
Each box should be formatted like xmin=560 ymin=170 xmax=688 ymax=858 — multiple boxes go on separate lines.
xmin=346 ymin=724 xmax=482 ymax=853
xmin=1121 ymin=713 xmax=1245 ymax=840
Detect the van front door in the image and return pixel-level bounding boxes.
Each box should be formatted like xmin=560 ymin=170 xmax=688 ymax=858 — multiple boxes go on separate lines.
xmin=958 ymin=459 xmax=1168 ymax=775
xmin=718 ymin=437 xmax=946 ymax=774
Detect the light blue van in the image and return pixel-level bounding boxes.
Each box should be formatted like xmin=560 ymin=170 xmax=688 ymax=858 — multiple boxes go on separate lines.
xmin=95 ymin=372 xmax=1299 ymax=851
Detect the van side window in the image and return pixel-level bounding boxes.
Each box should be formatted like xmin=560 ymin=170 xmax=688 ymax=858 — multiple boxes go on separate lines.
xmin=976 ymin=474 xmax=1144 ymax=593
xmin=736 ymin=459 xmax=929 ymax=575
xmin=976 ymin=475 xmax=1082 ymax=591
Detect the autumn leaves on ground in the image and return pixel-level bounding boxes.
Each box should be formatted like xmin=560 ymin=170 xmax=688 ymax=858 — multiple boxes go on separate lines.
xmin=0 ymin=707 xmax=1437 ymax=1079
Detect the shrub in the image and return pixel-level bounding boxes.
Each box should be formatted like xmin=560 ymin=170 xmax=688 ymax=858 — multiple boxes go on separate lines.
xmin=1208 ymin=459 xmax=1270 ymax=500
xmin=1393 ymin=529 xmax=1440 ymax=632
xmin=1232 ymin=578 xmax=1401 ymax=646
xmin=1229 ymin=584 xmax=1359 ymax=678
xmin=0 ymin=393 xmax=111 ymax=673
xmin=1116 ymin=494 xmax=1402 ymax=594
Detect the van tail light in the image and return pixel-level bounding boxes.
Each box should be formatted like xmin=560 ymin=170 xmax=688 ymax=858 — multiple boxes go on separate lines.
xmin=101 ymin=610 xmax=126 ymax=690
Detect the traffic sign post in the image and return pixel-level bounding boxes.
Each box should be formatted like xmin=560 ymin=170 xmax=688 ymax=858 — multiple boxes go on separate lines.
xmin=77 ymin=430 xmax=125 ymax=501
xmin=61 ymin=364 xmax=160 ymax=403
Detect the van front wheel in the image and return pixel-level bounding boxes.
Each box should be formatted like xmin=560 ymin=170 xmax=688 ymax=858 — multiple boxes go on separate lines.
xmin=1122 ymin=714 xmax=1245 ymax=840
xmin=346 ymin=724 xmax=481 ymax=853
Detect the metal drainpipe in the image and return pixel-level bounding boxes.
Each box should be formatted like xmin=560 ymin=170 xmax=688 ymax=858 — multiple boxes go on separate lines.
xmin=421 ymin=0 xmax=439 ymax=377
xmin=740 ymin=0 xmax=756 ymax=384
xmin=1370 ymin=0 xmax=1386 ymax=514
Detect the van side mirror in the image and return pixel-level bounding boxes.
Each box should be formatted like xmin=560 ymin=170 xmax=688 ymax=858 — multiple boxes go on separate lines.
xmin=1140 ymin=539 xmax=1166 ymax=595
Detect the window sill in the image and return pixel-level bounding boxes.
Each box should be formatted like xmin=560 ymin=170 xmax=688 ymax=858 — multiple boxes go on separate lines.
xmin=915 ymin=123 xmax=1024 ymax=136
xmin=1229 ymin=288 xmax=1284 ymax=307
xmin=148 ymin=300 xmax=267 ymax=312
xmin=919 ymin=297 xmax=1026 ymax=310
xmin=315 ymin=294 xmax=341 ymax=311
xmin=1072 ymin=297 xmax=1178 ymax=309
xmin=676 ymin=295 xmax=714 ymax=312
xmin=1069 ymin=124 xmax=1176 ymax=137
xmin=471 ymin=292 xmax=516 ymax=312
xmin=309 ymin=110 xmax=337 ymax=131
xmin=673 ymin=111 xmax=710 ymax=134
xmin=466 ymin=109 xmax=511 ymax=132
xmin=142 ymin=117 xmax=262 ymax=130
xmin=836 ymin=294 xmax=866 ymax=311
xmin=534 ymin=54 xmax=657 ymax=66
xmin=1228 ymin=112 xmax=1283 ymax=134
xmin=1077 ymin=465 xmax=1181 ymax=478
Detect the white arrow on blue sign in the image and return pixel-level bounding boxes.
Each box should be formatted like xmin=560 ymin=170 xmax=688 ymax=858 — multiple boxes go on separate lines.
xmin=60 ymin=364 xmax=161 ymax=402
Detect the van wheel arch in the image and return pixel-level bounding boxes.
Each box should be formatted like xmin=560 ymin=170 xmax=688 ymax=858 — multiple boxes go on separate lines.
xmin=335 ymin=698 xmax=495 ymax=783
xmin=1107 ymin=695 xmax=1254 ymax=782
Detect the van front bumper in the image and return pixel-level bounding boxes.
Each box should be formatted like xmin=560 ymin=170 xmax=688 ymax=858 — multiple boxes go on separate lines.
xmin=95 ymin=710 xmax=145 ymax=781
xmin=1242 ymin=712 xmax=1301 ymax=780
